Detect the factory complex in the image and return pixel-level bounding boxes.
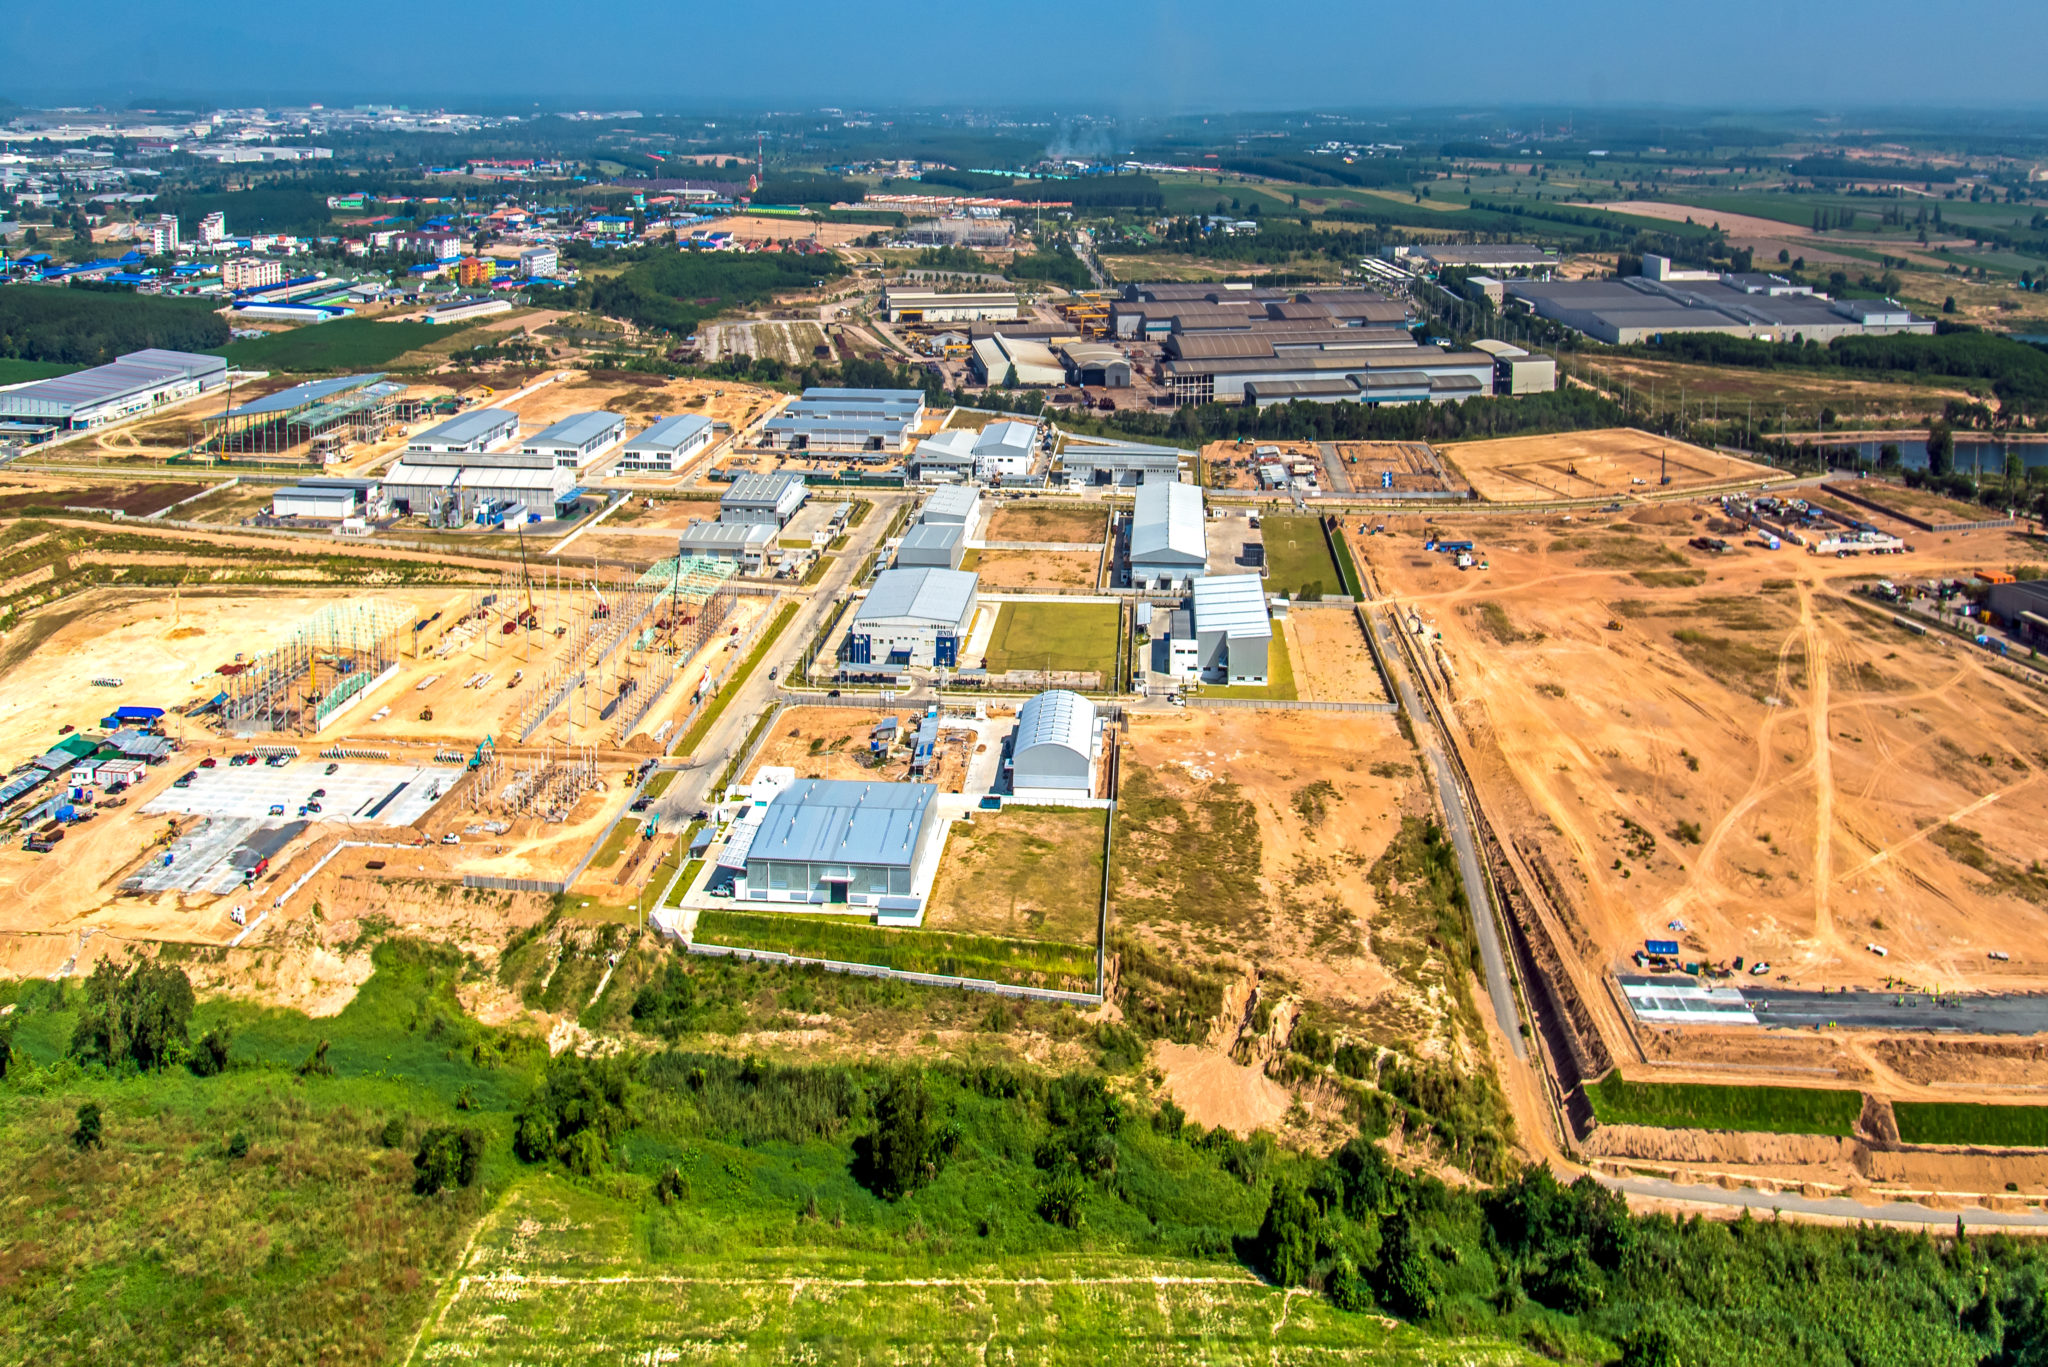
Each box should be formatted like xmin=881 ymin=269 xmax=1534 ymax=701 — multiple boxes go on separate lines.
xmin=1508 ymin=257 xmax=1935 ymax=344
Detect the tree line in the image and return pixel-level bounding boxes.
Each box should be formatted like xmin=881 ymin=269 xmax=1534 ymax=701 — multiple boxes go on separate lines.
xmin=0 ymin=286 xmax=229 ymax=365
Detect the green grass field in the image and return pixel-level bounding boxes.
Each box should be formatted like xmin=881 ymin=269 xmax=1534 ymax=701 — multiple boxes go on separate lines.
xmin=0 ymin=358 xmax=78 ymax=385
xmin=982 ymin=600 xmax=1120 ymax=678
xmin=1260 ymin=514 xmax=1343 ymax=599
xmin=216 ymin=316 xmax=478 ymax=372
xmin=1586 ymin=1075 xmax=1863 ymax=1136
xmin=693 ymin=909 xmax=1096 ymax=987
xmin=1194 ymin=621 xmax=1297 ymax=701
xmin=1893 ymin=1102 xmax=2048 ymax=1149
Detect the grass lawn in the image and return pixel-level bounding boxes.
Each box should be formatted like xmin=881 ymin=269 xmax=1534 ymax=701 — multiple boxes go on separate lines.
xmin=1260 ymin=514 xmax=1342 ymax=599
xmin=216 ymin=316 xmax=479 ymax=372
xmin=1893 ymin=1101 xmax=2048 ymax=1148
xmin=0 ymin=358 xmax=78 ymax=385
xmin=924 ymin=806 xmax=1106 ymax=944
xmin=588 ymin=814 xmax=645 ymax=870
xmin=1193 ymin=621 xmax=1297 ymax=701
xmin=692 ymin=909 xmax=1096 ymax=988
xmin=642 ymin=769 xmax=677 ymax=800
xmin=981 ymin=601 xmax=1120 ymax=677
xmin=1586 ymin=1075 xmax=1863 ymax=1136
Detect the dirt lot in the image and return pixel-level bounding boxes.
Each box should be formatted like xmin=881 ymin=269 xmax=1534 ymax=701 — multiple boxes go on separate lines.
xmin=1573 ymin=356 xmax=1977 ymax=426
xmin=741 ymin=704 xmax=978 ymax=794
xmin=1440 ymin=428 xmax=1779 ymax=503
xmin=0 ymin=480 xmax=205 ymax=517
xmin=1112 ymin=708 xmax=1483 ymax=1063
xmin=1334 ymin=442 xmax=1469 ymax=496
xmin=923 ymin=805 xmax=1106 ymax=945
xmin=716 ymin=214 xmax=873 ymax=248
xmin=1363 ymin=514 xmax=2048 ymax=1007
xmin=1283 ymin=607 xmax=1388 ymax=704
xmin=982 ymin=502 xmax=1105 ymax=545
xmin=964 ymin=549 xmax=1101 ymax=590
xmin=1200 ymin=439 xmax=1323 ymax=491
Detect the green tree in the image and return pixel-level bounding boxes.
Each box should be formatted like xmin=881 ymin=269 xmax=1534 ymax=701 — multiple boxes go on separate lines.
xmin=1879 ymin=443 xmax=1903 ymax=471
xmin=1253 ymin=1177 xmax=1323 ymax=1286
xmin=70 ymin=957 xmax=195 ymax=1071
xmin=862 ymin=1071 xmax=953 ymax=1200
xmin=187 ymin=1023 xmax=232 ymax=1077
xmin=513 ymin=1053 xmax=634 ymax=1172
xmin=71 ymin=1101 xmax=104 ymax=1151
xmin=1621 ymin=1325 xmax=1684 ymax=1367
xmin=1928 ymin=421 xmax=1956 ymax=477
xmin=413 ymin=1126 xmax=485 ymax=1195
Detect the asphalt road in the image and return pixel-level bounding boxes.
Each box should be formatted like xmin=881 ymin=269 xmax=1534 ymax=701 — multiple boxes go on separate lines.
xmin=1604 ymin=1174 xmax=2048 ymax=1228
xmin=1741 ymin=986 xmax=2048 ymax=1035
xmin=1368 ymin=605 xmax=1525 ymax=1060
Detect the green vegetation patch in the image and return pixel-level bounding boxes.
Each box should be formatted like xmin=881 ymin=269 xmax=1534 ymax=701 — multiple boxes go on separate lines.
xmin=692 ymin=909 xmax=1094 ymax=988
xmin=0 ymin=286 xmax=228 ymax=364
xmin=1260 ymin=514 xmax=1343 ymax=599
xmin=217 ymin=316 xmax=474 ymax=372
xmin=1928 ymin=825 xmax=2048 ymax=906
xmin=925 ymin=806 xmax=1107 ymax=944
xmin=1587 ymin=1075 xmax=1862 ymax=1136
xmin=676 ymin=601 xmax=799 ymax=757
xmin=1113 ymin=766 xmax=1264 ymax=932
xmin=0 ymin=357 xmax=78 ymax=385
xmin=982 ymin=600 xmax=1120 ymax=677
xmin=1893 ymin=1101 xmax=2048 ymax=1148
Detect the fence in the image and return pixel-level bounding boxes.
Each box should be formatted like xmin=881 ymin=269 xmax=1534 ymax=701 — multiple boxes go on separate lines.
xmin=679 ymin=939 xmax=1104 ymax=1006
xmin=1189 ymin=697 xmax=1398 ymax=713
xmin=1822 ymin=482 xmax=2018 ymax=533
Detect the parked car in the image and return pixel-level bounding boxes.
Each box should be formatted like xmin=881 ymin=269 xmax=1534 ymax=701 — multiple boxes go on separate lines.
xmin=310 ymin=788 xmax=326 ymax=798
xmin=173 ymin=773 xmax=194 ymax=789
xmin=325 ymin=763 xmax=340 ymax=776
xmin=441 ymin=833 xmax=460 ymax=845
xmin=268 ymin=803 xmax=286 ymax=816
xmin=199 ymin=757 xmax=217 ymax=769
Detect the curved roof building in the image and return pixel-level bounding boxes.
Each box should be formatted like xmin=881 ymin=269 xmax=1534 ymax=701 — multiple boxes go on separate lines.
xmin=1010 ymin=689 xmax=1099 ymax=800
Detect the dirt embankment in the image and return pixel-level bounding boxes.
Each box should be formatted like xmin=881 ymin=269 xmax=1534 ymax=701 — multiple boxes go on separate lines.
xmin=1585 ymin=1122 xmax=1856 ymax=1168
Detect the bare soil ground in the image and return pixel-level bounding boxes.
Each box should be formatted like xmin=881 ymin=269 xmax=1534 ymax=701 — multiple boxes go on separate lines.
xmin=1362 ymin=515 xmax=2048 ymax=1005
xmin=743 ymin=706 xmax=921 ymax=785
xmin=717 ymin=215 xmax=872 ymax=247
xmin=965 ymin=549 xmax=1101 ymax=590
xmin=1572 ymin=357 xmax=1977 ymax=426
xmin=1152 ymin=1040 xmax=1293 ymax=1136
xmin=1283 ymin=608 xmax=1389 ymax=704
xmin=982 ymin=503 xmax=1105 ymax=544
xmin=923 ymin=805 xmax=1106 ymax=945
xmin=1334 ymin=442 xmax=1469 ymax=496
xmin=1200 ymin=439 xmax=1321 ymax=491
xmin=1439 ymin=428 xmax=1779 ymax=503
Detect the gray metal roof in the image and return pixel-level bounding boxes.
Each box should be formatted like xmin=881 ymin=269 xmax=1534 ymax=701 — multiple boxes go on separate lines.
xmin=1130 ymin=480 xmax=1205 ymax=564
xmin=625 ymin=412 xmax=712 ymax=452
xmin=722 ymin=471 xmax=807 ymax=507
xmin=856 ymin=567 xmax=978 ymax=627
xmin=800 ymin=387 xmax=926 ymax=405
xmin=921 ymin=484 xmax=980 ymax=523
xmin=523 ymin=411 xmax=623 ymax=449
xmin=977 ymin=420 xmax=1037 ymax=459
xmin=1013 ymin=689 xmax=1095 ymax=764
xmin=678 ymin=519 xmax=775 ymax=550
xmin=224 ymin=373 xmax=382 ymax=418
xmin=747 ymin=778 xmax=936 ymax=868
xmin=411 ymin=408 xmax=518 ymax=447
xmin=0 ymin=349 xmax=224 ymax=416
xmin=898 ymin=521 xmax=963 ymax=552
xmin=1192 ymin=574 xmax=1272 ymax=640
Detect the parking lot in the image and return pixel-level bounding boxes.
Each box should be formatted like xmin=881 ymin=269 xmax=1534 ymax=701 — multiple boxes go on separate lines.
xmin=143 ymin=760 xmax=449 ymax=827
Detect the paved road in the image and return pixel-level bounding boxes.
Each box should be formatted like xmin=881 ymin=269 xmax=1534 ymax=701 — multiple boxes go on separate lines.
xmin=649 ymin=496 xmax=905 ymax=835
xmin=1742 ymin=986 xmax=2048 ymax=1035
xmin=1367 ymin=605 xmax=1525 ymax=1060
xmin=1604 ymin=1174 xmax=2048 ymax=1228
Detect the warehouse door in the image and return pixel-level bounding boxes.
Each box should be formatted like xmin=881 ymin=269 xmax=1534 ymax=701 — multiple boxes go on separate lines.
xmin=934 ymin=634 xmax=958 ymax=667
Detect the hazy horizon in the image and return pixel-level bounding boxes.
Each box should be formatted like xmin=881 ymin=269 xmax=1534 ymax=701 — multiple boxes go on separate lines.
xmin=6 ymin=0 xmax=2048 ymax=115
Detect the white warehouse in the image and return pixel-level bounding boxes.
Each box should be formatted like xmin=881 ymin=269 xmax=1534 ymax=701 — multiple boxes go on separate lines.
xmin=846 ymin=567 xmax=978 ymax=670
xmin=1128 ymin=480 xmax=1206 ymax=590
xmin=521 ymin=411 xmax=626 ymax=470
xmin=1008 ymin=689 xmax=1102 ymax=801
xmin=619 ymin=413 xmax=714 ymax=473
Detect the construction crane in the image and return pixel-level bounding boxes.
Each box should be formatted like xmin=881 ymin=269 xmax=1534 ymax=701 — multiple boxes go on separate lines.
xmin=515 ymin=524 xmax=539 ymax=629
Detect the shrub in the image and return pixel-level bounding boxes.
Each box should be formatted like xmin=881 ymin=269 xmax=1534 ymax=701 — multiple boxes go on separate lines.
xmin=69 ymin=957 xmax=195 ymax=1071
xmin=1253 ymin=1177 xmax=1323 ymax=1286
xmin=413 ymin=1126 xmax=485 ymax=1195
xmin=379 ymin=1116 xmax=407 ymax=1148
xmin=859 ymin=1071 xmax=956 ymax=1200
xmin=1037 ymin=1167 xmax=1086 ymax=1228
xmin=227 ymin=1131 xmax=250 ymax=1160
xmin=513 ymin=1053 xmax=634 ymax=1173
xmin=187 ymin=1024 xmax=233 ymax=1077
xmin=653 ymin=1165 xmax=687 ymax=1206
xmin=71 ymin=1101 xmax=104 ymax=1151
xmin=297 ymin=1040 xmax=334 ymax=1077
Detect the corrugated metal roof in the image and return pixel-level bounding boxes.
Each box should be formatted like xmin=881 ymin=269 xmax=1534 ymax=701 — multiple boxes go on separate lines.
xmin=800 ymin=387 xmax=926 ymax=404
xmin=523 ymin=410 xmax=623 ymax=449
xmin=678 ymin=519 xmax=775 ymax=549
xmin=976 ymin=420 xmax=1037 ymax=458
xmin=1014 ymin=689 xmax=1094 ymax=763
xmin=748 ymin=779 xmax=935 ymax=868
xmin=921 ymin=485 xmax=979 ymax=522
xmin=1192 ymin=574 xmax=1272 ymax=640
xmin=0 ymin=351 xmax=222 ymax=414
xmin=722 ymin=471 xmax=807 ymax=506
xmin=224 ymin=373 xmax=382 ymax=418
xmin=411 ymin=408 xmax=518 ymax=447
xmin=856 ymin=567 xmax=977 ymax=627
xmin=1130 ymin=480 xmax=1205 ymax=564
xmin=625 ymin=412 xmax=712 ymax=452
xmin=898 ymin=522 xmax=963 ymax=552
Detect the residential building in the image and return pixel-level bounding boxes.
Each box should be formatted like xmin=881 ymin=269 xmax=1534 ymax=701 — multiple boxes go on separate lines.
xmin=197 ymin=211 xmax=227 ymax=246
xmin=223 ymin=257 xmax=284 ymax=291
xmin=457 ymin=256 xmax=496 ymax=287
xmin=519 ymin=245 xmax=558 ymax=278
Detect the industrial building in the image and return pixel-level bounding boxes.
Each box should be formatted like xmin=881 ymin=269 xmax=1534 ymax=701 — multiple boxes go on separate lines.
xmin=1008 ymin=689 xmax=1101 ymax=801
xmin=760 ymin=387 xmax=925 ymax=453
xmin=881 ymin=286 xmax=1019 ymax=323
xmin=1468 ymin=340 xmax=1558 ymax=395
xmin=903 ymin=218 xmax=1014 ymax=249
xmin=1989 ymin=579 xmax=2048 ymax=643
xmin=200 ymin=373 xmax=408 ymax=456
xmin=908 ymin=419 xmax=1038 ymax=483
xmin=1058 ymin=435 xmax=1189 ymax=486
xmin=919 ymin=483 xmax=981 ymax=532
xmin=733 ymin=777 xmax=939 ymax=909
xmin=1394 ymin=244 xmax=1559 ymax=277
xmin=427 ymin=298 xmax=512 ymax=325
xmin=847 ymin=567 xmax=978 ymax=669
xmin=272 ymin=478 xmax=378 ymax=521
xmin=677 ymin=519 xmax=777 ymax=570
xmin=1111 ymin=284 xmax=1409 ymax=340
xmin=971 ymin=333 xmax=1066 ymax=388
xmin=895 ymin=521 xmax=965 ymax=570
xmin=1128 ymin=480 xmax=1206 ymax=590
xmin=380 ymin=445 xmax=575 ymax=525
xmin=408 ymin=408 xmax=519 ymax=455
xmin=521 ymin=411 xmax=626 ymax=469
xmin=1159 ymin=332 xmax=1495 ymax=407
xmin=618 ymin=413 xmax=713 ymax=473
xmin=1506 ymin=274 xmax=1935 ymax=345
xmin=719 ymin=471 xmax=808 ymax=527
xmin=1059 ymin=342 xmax=1132 ymax=388
xmin=0 ymin=349 xmax=227 ymax=430
xmin=1185 ymin=575 xmax=1273 ymax=686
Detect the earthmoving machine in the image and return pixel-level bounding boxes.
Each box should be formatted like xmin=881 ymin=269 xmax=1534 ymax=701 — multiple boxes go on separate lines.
xmin=419 ymin=706 xmax=434 ymax=722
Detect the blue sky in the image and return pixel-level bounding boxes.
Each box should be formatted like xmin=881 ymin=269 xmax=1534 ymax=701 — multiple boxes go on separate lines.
xmin=5 ymin=0 xmax=2047 ymax=110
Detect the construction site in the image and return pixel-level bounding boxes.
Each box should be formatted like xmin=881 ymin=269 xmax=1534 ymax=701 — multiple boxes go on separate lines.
xmin=1439 ymin=428 xmax=1779 ymax=503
